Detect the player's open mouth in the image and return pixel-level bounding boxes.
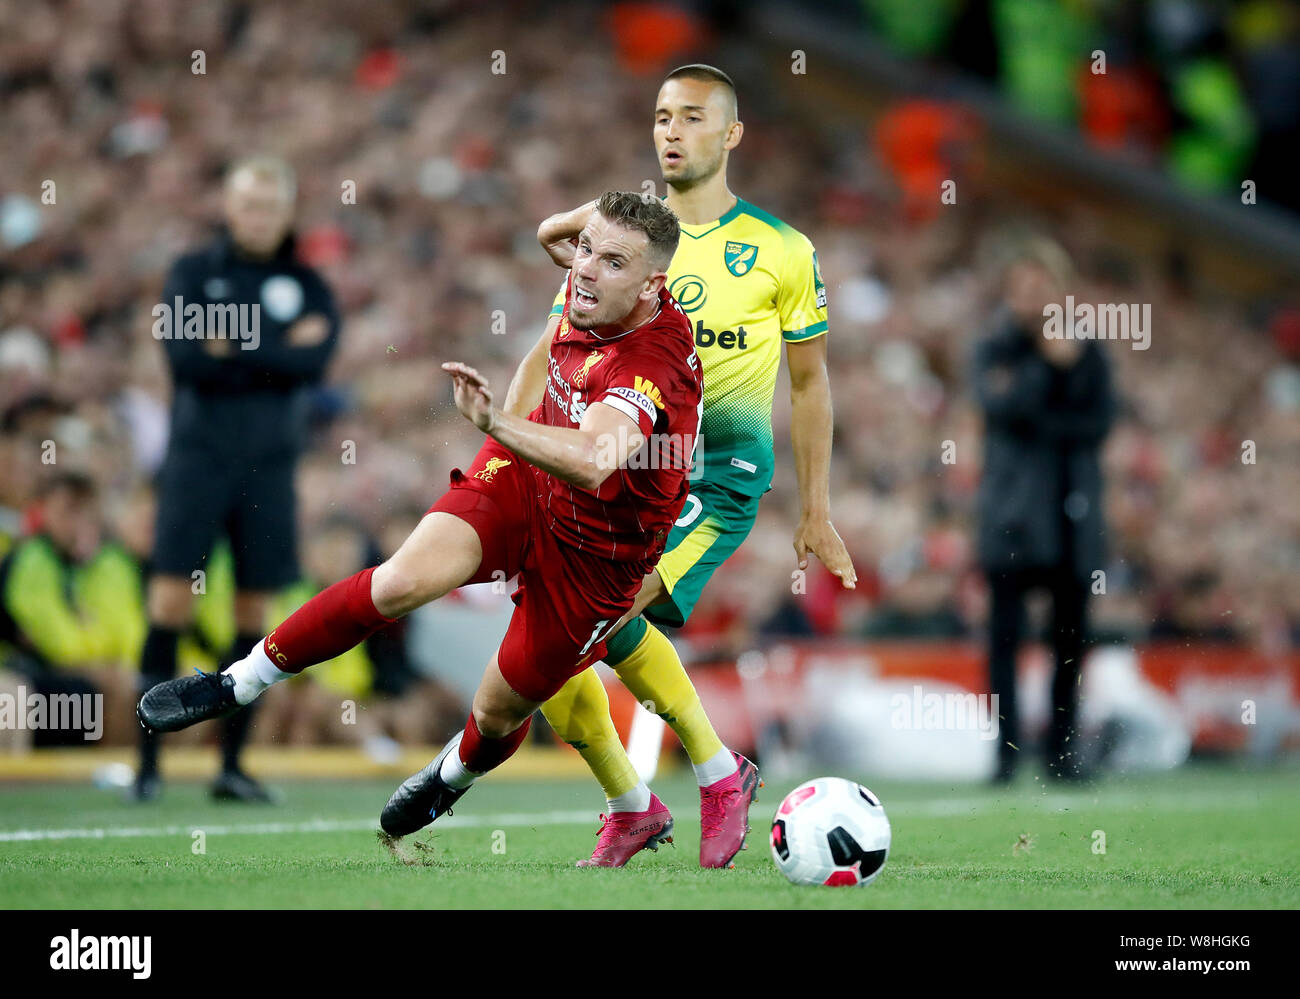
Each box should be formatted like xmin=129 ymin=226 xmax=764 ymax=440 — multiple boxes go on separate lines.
xmin=664 ymin=150 xmax=682 ymax=164
xmin=575 ymin=288 xmax=598 ymax=308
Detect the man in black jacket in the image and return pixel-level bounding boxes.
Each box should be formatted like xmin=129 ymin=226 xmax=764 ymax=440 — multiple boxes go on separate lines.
xmin=973 ymin=238 xmax=1115 ymax=783
xmin=137 ymin=155 xmax=340 ymax=801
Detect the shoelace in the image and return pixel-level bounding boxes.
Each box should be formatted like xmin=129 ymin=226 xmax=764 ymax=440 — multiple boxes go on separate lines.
xmin=700 ymin=784 xmax=739 ymax=839
xmin=180 ymin=669 xmax=228 ymax=707
xmin=591 ymin=813 xmax=633 ymax=856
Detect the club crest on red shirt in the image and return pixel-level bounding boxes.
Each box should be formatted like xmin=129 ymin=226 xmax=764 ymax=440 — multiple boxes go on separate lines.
xmin=572 ymin=349 xmax=606 ymax=387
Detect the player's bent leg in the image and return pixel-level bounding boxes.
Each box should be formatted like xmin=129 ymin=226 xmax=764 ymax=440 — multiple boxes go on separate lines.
xmin=543 ymin=669 xmax=640 ymax=801
xmin=370 ymin=511 xmax=483 ymax=617
xmin=381 ymin=654 xmax=539 ymax=838
xmin=607 ymin=601 xmax=729 ymax=772
xmin=542 ymin=668 xmax=674 ymax=867
xmin=138 ymin=512 xmax=483 ymax=735
xmin=605 ymin=579 xmax=762 ymax=869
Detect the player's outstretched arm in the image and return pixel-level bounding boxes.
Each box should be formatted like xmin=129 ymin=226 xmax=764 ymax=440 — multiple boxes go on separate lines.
xmin=443 ymin=362 xmax=643 ymax=490
xmin=537 ymin=200 xmax=598 ymax=269
xmin=502 ymin=314 xmax=560 ymax=417
xmin=787 ymin=336 xmax=857 ymax=589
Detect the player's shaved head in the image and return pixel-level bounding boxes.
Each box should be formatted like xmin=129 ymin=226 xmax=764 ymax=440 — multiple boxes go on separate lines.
xmin=662 ymin=64 xmax=738 ymax=124
xmin=654 ymin=66 xmax=742 ymax=192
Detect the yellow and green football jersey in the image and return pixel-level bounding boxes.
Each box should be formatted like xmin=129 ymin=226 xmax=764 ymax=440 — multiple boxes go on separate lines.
xmin=551 ymin=197 xmax=827 ymax=496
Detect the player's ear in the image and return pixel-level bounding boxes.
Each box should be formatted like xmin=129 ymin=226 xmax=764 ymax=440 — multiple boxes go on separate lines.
xmin=641 ymin=270 xmax=667 ymax=301
xmin=724 ymin=119 xmax=743 ymax=151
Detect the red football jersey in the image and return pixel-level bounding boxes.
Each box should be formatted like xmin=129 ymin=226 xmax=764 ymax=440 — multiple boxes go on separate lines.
xmin=529 ymin=271 xmax=703 ymax=562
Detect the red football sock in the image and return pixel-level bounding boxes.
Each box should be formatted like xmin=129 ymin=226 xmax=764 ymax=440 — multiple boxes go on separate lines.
xmin=262 ymin=567 xmax=395 ymax=674
xmin=458 ymin=712 xmax=532 ymax=774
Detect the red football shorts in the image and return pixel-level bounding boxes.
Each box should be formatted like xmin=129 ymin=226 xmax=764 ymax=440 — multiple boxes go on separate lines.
xmin=427 ymin=439 xmax=647 ymax=702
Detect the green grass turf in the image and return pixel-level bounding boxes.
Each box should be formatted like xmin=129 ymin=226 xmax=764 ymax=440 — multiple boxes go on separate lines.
xmin=1 ymin=762 xmax=1296 ymax=908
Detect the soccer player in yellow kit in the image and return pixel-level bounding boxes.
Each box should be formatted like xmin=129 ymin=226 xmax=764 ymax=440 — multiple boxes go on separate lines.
xmin=503 ymin=64 xmax=856 ymax=868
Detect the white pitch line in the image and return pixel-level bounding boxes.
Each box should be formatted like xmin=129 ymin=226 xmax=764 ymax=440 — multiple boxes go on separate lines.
xmin=0 ymin=809 xmax=596 ymax=843
xmin=0 ymin=788 xmax=1278 ymax=844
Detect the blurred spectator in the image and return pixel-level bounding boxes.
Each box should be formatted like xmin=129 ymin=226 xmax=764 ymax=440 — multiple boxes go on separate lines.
xmin=848 ymin=0 xmax=1300 ymax=206
xmin=972 ymin=237 xmax=1114 ymax=782
xmin=873 ymin=100 xmax=981 ymax=224
xmin=0 ymin=472 xmax=137 ymax=745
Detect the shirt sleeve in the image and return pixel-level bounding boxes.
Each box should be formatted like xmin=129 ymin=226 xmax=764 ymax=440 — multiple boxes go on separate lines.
xmin=598 ymin=381 xmax=661 ymax=437
xmin=779 ymin=230 xmax=829 ymax=342
xmin=597 ymin=339 xmax=698 ymax=439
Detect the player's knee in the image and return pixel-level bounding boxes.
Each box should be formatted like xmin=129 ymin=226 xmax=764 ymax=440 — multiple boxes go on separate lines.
xmin=370 ymin=514 xmax=481 ymax=617
xmin=472 ymin=703 xmax=528 ymax=741
xmin=370 ymin=559 xmax=440 ymax=618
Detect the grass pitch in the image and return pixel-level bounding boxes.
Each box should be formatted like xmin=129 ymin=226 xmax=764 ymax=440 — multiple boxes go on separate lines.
xmin=1 ymin=762 xmax=1296 ymax=909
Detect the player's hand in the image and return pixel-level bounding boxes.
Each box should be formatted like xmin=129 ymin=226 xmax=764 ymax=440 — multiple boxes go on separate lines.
xmin=794 ymin=513 xmax=857 ymax=590
xmin=538 ymin=200 xmax=597 ymax=268
xmin=541 ymin=236 xmax=579 ymax=269
xmin=443 ymin=361 xmax=496 ymax=433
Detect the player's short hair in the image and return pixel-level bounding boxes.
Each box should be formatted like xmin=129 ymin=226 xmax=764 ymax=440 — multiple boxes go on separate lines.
xmin=595 ymin=191 xmax=680 ymax=272
xmin=663 ymin=63 xmax=738 ymax=122
xmin=225 ymin=154 xmax=297 ymax=201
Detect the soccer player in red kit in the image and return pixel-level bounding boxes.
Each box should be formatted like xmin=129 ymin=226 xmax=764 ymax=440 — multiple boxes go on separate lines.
xmin=138 ymin=192 xmax=702 ymax=840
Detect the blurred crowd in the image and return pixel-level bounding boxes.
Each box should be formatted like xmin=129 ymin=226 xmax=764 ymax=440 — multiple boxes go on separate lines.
xmin=1 ymin=0 xmax=1298 ymax=726
xmin=843 ymin=0 xmax=1300 ymax=209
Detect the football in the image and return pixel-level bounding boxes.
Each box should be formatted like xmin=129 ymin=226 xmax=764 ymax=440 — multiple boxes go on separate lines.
xmin=769 ymin=777 xmax=891 ymax=887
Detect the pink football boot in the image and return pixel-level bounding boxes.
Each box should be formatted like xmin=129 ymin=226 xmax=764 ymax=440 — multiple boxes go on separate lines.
xmin=699 ymin=752 xmax=762 ymax=869
xmin=576 ymin=792 xmax=675 ymax=868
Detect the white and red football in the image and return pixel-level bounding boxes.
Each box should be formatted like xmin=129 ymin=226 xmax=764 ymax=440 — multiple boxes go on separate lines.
xmin=770 ymin=777 xmax=891 ymax=887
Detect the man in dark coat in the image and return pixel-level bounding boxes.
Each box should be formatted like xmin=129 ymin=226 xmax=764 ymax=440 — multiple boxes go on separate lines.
xmin=137 ymin=155 xmax=340 ymax=801
xmin=973 ymin=238 xmax=1115 ymax=782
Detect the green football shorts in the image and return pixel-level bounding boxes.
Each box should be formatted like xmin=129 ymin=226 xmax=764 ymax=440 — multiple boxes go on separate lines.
xmin=644 ymin=478 xmax=762 ymax=629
